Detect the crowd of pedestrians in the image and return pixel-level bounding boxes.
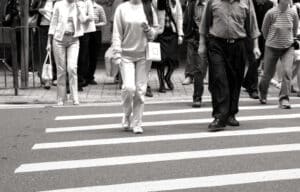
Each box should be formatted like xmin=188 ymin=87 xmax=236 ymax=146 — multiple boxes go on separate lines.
xmin=1 ymin=0 xmax=300 ymax=133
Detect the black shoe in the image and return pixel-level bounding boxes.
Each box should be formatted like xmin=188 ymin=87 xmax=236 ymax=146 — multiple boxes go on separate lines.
xmin=78 ymin=86 xmax=83 ymax=92
xmin=208 ymin=119 xmax=226 ymax=132
xmin=165 ymin=77 xmax=174 ymax=90
xmin=192 ymin=101 xmax=201 ymax=108
xmin=146 ymin=86 xmax=153 ymax=97
xmin=227 ymin=116 xmax=240 ymax=126
xmin=88 ymin=80 xmax=97 ymax=85
xmin=158 ymin=87 xmax=167 ymax=93
xmin=259 ymin=98 xmax=267 ymax=104
xmin=248 ymin=91 xmax=259 ymax=99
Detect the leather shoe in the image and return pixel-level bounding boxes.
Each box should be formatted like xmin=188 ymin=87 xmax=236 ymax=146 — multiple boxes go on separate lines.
xmin=248 ymin=91 xmax=259 ymax=99
xmin=208 ymin=118 xmax=226 ymax=132
xmin=227 ymin=116 xmax=240 ymax=126
xmin=192 ymin=101 xmax=201 ymax=108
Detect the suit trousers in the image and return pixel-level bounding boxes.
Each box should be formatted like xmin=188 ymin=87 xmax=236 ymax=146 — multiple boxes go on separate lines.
xmin=119 ymin=57 xmax=152 ymax=128
xmin=53 ymin=35 xmax=80 ymax=102
xmin=207 ymin=37 xmax=246 ymax=121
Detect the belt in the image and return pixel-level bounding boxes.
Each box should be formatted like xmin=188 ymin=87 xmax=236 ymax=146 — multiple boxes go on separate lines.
xmin=64 ymin=32 xmax=74 ymax=36
xmin=208 ymin=35 xmax=245 ymax=44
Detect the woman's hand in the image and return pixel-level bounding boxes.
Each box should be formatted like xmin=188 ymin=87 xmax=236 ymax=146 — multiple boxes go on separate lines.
xmin=141 ymin=22 xmax=151 ymax=32
xmin=178 ymin=36 xmax=183 ymax=45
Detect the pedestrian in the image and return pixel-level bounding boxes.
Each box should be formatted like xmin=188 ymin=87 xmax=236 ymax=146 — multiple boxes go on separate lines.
xmin=183 ymin=0 xmax=207 ymax=107
xmin=292 ymin=0 xmax=300 ymax=97
xmin=84 ymin=0 xmax=107 ymax=85
xmin=112 ymin=0 xmax=158 ymax=134
xmin=198 ymin=0 xmax=261 ymax=131
xmin=47 ymin=0 xmax=92 ymax=105
xmin=258 ymin=0 xmax=299 ymax=109
xmin=77 ymin=0 xmax=96 ymax=91
xmin=153 ymin=0 xmax=183 ymax=93
xmin=242 ymin=0 xmax=274 ymax=99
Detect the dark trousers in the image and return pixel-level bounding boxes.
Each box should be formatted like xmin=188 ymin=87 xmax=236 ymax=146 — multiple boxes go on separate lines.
xmin=85 ymin=31 xmax=102 ymax=82
xmin=243 ymin=37 xmax=265 ymax=93
xmin=78 ymin=33 xmax=90 ymax=86
xmin=207 ymin=37 xmax=246 ymax=121
xmin=186 ymin=39 xmax=208 ymax=102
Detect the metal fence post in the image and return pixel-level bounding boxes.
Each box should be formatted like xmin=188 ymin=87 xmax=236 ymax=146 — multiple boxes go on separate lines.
xmin=20 ymin=0 xmax=29 ymax=88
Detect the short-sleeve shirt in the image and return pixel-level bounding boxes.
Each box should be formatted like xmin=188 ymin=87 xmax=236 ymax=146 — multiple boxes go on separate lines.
xmin=200 ymin=0 xmax=261 ymax=39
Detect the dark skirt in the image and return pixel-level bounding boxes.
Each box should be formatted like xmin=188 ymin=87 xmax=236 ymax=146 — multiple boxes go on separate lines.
xmin=153 ymin=27 xmax=179 ymax=68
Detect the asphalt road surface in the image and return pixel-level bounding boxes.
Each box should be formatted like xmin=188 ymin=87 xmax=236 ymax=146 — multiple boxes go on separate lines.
xmin=1 ymin=96 xmax=300 ymax=192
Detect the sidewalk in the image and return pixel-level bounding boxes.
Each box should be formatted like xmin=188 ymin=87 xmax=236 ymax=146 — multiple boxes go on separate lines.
xmin=0 ymin=67 xmax=290 ymax=105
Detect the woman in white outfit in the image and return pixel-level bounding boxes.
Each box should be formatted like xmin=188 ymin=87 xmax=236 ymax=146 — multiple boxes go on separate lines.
xmin=112 ymin=0 xmax=158 ymax=134
xmin=47 ymin=0 xmax=92 ymax=105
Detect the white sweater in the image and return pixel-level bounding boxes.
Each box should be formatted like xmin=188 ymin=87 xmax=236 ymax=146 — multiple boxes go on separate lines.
xmin=112 ymin=2 xmax=158 ymax=60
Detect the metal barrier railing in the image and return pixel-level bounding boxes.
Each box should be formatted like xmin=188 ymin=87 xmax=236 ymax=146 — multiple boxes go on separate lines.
xmin=0 ymin=26 xmax=43 ymax=95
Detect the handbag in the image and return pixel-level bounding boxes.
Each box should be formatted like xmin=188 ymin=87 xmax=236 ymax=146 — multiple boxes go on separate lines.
xmin=105 ymin=46 xmax=119 ymax=77
xmin=146 ymin=42 xmax=161 ymax=61
xmin=42 ymin=52 xmax=53 ymax=81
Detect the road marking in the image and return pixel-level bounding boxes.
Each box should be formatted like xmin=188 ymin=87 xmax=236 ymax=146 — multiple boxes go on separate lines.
xmin=55 ymin=104 xmax=300 ymax=121
xmin=33 ymin=126 xmax=300 ymax=150
xmin=15 ymin=143 xmax=300 ymax=173
xmin=37 ymin=168 xmax=300 ymax=192
xmin=1 ymin=96 xmax=300 ymax=109
xmin=46 ymin=113 xmax=300 ymax=133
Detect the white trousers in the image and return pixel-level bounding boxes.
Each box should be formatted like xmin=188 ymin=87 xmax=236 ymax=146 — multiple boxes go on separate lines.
xmin=53 ymin=35 xmax=80 ymax=102
xmin=119 ymin=57 xmax=152 ymax=128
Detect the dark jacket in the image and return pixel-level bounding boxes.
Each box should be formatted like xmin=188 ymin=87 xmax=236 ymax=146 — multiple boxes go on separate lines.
xmin=183 ymin=0 xmax=203 ymax=41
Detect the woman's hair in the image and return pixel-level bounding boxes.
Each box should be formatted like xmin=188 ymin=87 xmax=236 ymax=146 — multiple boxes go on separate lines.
xmin=142 ymin=0 xmax=153 ymax=26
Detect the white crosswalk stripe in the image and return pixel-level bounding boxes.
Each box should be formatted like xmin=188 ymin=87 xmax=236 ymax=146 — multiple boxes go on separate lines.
xmin=33 ymin=126 xmax=300 ymax=149
xmin=13 ymin=101 xmax=300 ymax=191
xmin=46 ymin=113 xmax=300 ymax=133
xmin=55 ymin=104 xmax=300 ymax=121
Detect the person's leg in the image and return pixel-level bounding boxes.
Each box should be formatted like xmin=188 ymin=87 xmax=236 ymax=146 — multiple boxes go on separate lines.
xmin=183 ymin=40 xmax=195 ymax=85
xmin=119 ymin=58 xmax=136 ymax=129
xmin=157 ymin=62 xmax=166 ymax=92
xmin=192 ymin=39 xmax=208 ymax=106
xmin=207 ymin=38 xmax=230 ymax=126
xmin=67 ymin=38 xmax=80 ymax=104
xmin=165 ymin=59 xmax=175 ymax=90
xmin=259 ymin=47 xmax=280 ymax=102
xmin=279 ymin=47 xmax=294 ymax=104
xmin=132 ymin=59 xmax=152 ymax=132
xmin=77 ymin=34 xmax=90 ymax=88
xmin=52 ymin=39 xmax=67 ymax=103
xmin=227 ymin=40 xmax=246 ymax=122
xmin=86 ymin=31 xmax=101 ymax=84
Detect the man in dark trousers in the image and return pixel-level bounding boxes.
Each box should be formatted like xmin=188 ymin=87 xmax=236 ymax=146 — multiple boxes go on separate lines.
xmin=242 ymin=0 xmax=274 ymax=99
xmin=198 ymin=0 xmax=261 ymax=131
xmin=183 ymin=0 xmax=207 ymax=107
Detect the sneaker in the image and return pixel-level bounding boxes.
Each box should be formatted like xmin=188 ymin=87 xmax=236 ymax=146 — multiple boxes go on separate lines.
xmin=122 ymin=116 xmax=131 ymax=131
xmin=133 ymin=126 xmax=143 ymax=134
xmin=89 ymin=80 xmax=98 ymax=85
xmin=182 ymin=76 xmax=193 ymax=85
xmin=279 ymin=99 xmax=291 ymax=109
xmin=73 ymin=100 xmax=80 ymax=105
xmin=192 ymin=101 xmax=201 ymax=108
xmin=44 ymin=81 xmax=51 ymax=90
xmin=52 ymin=80 xmax=57 ymax=86
xmin=57 ymin=101 xmax=64 ymax=106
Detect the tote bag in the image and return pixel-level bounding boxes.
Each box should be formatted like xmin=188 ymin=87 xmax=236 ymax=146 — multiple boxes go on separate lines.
xmin=146 ymin=42 xmax=161 ymax=61
xmin=105 ymin=46 xmax=119 ymax=77
xmin=42 ymin=52 xmax=53 ymax=81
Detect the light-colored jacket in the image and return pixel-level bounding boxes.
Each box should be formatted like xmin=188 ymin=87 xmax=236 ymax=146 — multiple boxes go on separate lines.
xmin=78 ymin=0 xmax=96 ymax=33
xmin=48 ymin=0 xmax=91 ymax=41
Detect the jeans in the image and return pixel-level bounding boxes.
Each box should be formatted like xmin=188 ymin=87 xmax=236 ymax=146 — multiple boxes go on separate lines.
xmin=53 ymin=35 xmax=80 ymax=102
xmin=259 ymin=46 xmax=294 ymax=101
xmin=186 ymin=39 xmax=208 ymax=102
xmin=207 ymin=37 xmax=246 ymax=121
xmin=119 ymin=57 xmax=152 ymax=128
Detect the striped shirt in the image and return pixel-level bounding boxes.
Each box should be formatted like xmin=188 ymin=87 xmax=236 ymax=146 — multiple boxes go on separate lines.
xmin=93 ymin=2 xmax=107 ymax=30
xmin=262 ymin=6 xmax=299 ymax=49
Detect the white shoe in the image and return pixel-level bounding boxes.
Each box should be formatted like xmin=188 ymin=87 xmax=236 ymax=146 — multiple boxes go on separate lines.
xmin=73 ymin=100 xmax=80 ymax=105
xmin=133 ymin=126 xmax=143 ymax=134
xmin=57 ymin=101 xmax=64 ymax=106
xmin=122 ymin=116 xmax=131 ymax=131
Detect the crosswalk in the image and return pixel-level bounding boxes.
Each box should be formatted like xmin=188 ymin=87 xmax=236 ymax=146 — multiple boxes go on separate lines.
xmin=14 ymin=97 xmax=300 ymax=192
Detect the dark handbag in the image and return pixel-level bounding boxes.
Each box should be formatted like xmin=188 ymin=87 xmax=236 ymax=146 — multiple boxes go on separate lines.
xmin=293 ymin=40 xmax=300 ymax=50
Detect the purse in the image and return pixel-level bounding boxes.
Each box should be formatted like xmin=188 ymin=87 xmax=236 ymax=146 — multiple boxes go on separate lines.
xmin=105 ymin=46 xmax=119 ymax=77
xmin=42 ymin=52 xmax=53 ymax=81
xmin=146 ymin=42 xmax=161 ymax=62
